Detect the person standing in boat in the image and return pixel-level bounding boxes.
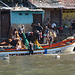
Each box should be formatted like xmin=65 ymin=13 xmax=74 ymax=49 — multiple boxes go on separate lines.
xmin=18 ymin=28 xmax=22 ymax=37
xmin=28 ymin=41 xmax=34 ymax=55
xmin=20 ymin=25 xmax=29 ymax=49
xmin=46 ymin=18 xmax=51 ymax=27
xmin=45 ymin=26 xmax=49 ymax=34
xmin=47 ymin=36 xmax=52 ymax=47
xmin=36 ymin=23 xmax=43 ymax=42
xmin=20 ymin=25 xmax=25 ymax=34
xmin=43 ymin=26 xmax=49 ymax=44
xmin=46 ymin=31 xmax=53 ymax=47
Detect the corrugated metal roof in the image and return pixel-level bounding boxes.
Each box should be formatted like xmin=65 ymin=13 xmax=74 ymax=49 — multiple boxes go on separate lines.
xmin=29 ymin=0 xmax=75 ymax=9
xmin=11 ymin=7 xmax=44 ymax=11
xmin=0 ymin=7 xmax=11 ymax=9
xmin=59 ymin=0 xmax=75 ymax=8
xmin=0 ymin=1 xmax=9 ymax=7
xmin=29 ymin=0 xmax=59 ymax=3
xmin=0 ymin=1 xmax=11 ymax=9
xmin=31 ymin=2 xmax=64 ymax=8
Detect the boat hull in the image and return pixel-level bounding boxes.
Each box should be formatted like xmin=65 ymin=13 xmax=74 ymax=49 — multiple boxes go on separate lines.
xmin=0 ymin=42 xmax=75 ymax=56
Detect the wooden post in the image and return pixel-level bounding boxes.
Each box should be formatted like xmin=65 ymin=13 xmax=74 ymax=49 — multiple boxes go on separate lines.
xmin=60 ymin=8 xmax=63 ymax=26
xmin=0 ymin=9 xmax=1 ymax=39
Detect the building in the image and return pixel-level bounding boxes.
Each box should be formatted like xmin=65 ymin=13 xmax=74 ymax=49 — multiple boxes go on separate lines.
xmin=29 ymin=0 xmax=75 ymax=27
xmin=0 ymin=1 xmax=44 ymax=40
xmin=0 ymin=1 xmax=11 ymax=40
xmin=11 ymin=7 xmax=44 ymax=32
xmin=0 ymin=0 xmax=75 ymax=40
xmin=62 ymin=0 xmax=75 ymax=28
xmin=29 ymin=0 xmax=64 ymax=26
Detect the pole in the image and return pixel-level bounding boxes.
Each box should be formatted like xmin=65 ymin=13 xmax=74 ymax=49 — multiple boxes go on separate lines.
xmin=60 ymin=8 xmax=63 ymax=26
xmin=0 ymin=9 xmax=1 ymax=40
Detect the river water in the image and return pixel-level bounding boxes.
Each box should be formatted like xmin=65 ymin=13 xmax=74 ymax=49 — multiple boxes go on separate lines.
xmin=0 ymin=52 xmax=75 ymax=75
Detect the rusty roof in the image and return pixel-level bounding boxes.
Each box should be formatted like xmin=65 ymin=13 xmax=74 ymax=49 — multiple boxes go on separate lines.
xmin=29 ymin=0 xmax=64 ymax=8
xmin=29 ymin=0 xmax=75 ymax=9
xmin=59 ymin=0 xmax=75 ymax=9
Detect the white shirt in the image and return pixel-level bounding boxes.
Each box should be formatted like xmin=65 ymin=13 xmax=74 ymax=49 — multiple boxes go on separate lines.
xmin=17 ymin=45 xmax=21 ymax=50
xmin=52 ymin=23 xmax=56 ymax=28
xmin=20 ymin=27 xmax=24 ymax=33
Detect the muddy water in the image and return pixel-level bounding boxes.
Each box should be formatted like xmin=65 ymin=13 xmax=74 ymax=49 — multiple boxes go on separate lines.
xmin=0 ymin=53 xmax=75 ymax=75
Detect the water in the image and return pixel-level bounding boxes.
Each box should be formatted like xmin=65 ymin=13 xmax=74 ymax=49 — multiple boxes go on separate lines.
xmin=0 ymin=53 xmax=75 ymax=75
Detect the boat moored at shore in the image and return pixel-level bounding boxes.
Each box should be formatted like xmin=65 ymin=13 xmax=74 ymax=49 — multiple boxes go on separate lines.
xmin=0 ymin=38 xmax=75 ymax=56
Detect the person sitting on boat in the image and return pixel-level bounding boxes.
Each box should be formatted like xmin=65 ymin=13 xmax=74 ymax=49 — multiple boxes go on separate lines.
xmin=0 ymin=41 xmax=8 ymax=46
xmin=8 ymin=38 xmax=17 ymax=47
xmin=0 ymin=38 xmax=17 ymax=47
xmin=28 ymin=41 xmax=34 ymax=55
xmin=12 ymin=28 xmax=20 ymax=40
xmin=16 ymin=43 xmax=21 ymax=50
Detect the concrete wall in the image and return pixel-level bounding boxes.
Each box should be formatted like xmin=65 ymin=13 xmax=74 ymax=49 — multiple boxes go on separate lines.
xmin=11 ymin=11 xmax=44 ymax=32
xmin=43 ymin=8 xmax=61 ymax=26
xmin=43 ymin=8 xmax=51 ymax=23
xmin=62 ymin=9 xmax=75 ymax=28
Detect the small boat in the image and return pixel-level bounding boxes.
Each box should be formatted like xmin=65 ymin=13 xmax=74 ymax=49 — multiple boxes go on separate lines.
xmin=0 ymin=38 xmax=75 ymax=56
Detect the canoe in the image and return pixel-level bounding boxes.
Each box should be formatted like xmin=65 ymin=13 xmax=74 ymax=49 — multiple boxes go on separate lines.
xmin=0 ymin=38 xmax=75 ymax=56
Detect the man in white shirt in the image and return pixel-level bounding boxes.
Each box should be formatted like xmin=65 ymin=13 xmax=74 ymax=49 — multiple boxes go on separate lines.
xmin=51 ymin=23 xmax=56 ymax=29
xmin=20 ymin=25 xmax=25 ymax=33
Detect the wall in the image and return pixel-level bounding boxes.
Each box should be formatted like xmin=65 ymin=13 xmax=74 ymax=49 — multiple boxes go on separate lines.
xmin=11 ymin=11 xmax=44 ymax=32
xmin=50 ymin=9 xmax=61 ymax=26
xmin=43 ymin=8 xmax=61 ymax=26
xmin=0 ymin=9 xmax=10 ymax=40
xmin=62 ymin=9 xmax=75 ymax=28
xmin=43 ymin=8 xmax=51 ymax=23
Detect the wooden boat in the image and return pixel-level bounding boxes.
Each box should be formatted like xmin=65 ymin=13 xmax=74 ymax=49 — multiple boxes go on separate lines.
xmin=0 ymin=38 xmax=75 ymax=56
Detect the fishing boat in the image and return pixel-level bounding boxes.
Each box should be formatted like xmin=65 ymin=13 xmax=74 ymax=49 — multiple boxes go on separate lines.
xmin=0 ymin=38 xmax=75 ymax=56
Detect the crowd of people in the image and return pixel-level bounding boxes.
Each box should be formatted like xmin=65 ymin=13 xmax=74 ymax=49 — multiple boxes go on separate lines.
xmin=0 ymin=25 xmax=26 ymax=50
xmin=0 ymin=18 xmax=64 ymax=55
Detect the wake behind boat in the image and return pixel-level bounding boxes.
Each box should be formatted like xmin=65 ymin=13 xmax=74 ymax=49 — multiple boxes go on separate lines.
xmin=0 ymin=38 xmax=75 ymax=56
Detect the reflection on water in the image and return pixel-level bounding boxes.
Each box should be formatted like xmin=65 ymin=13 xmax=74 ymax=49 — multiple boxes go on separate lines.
xmin=0 ymin=52 xmax=75 ymax=75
